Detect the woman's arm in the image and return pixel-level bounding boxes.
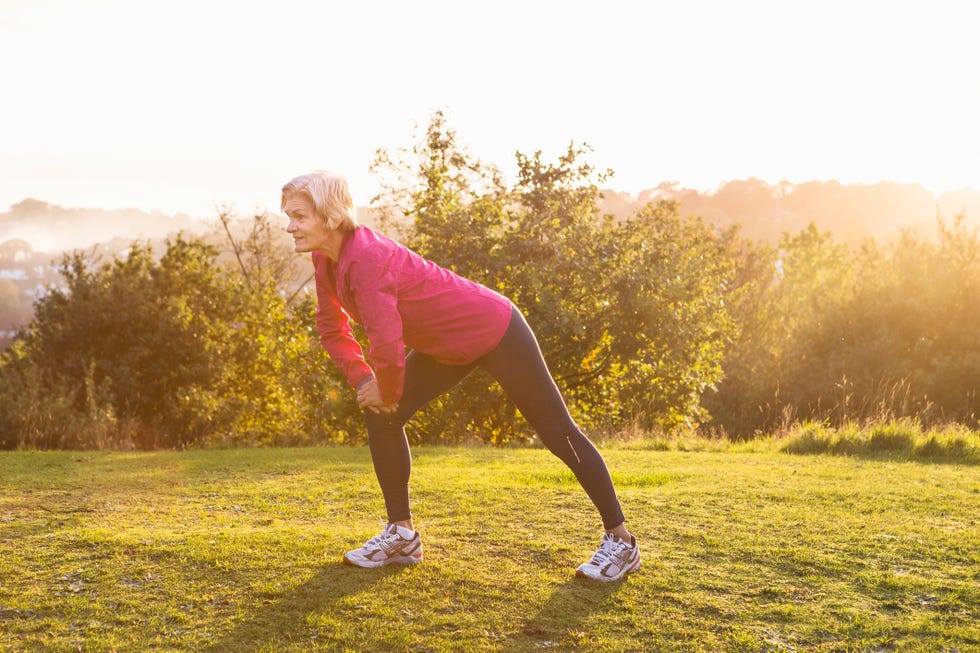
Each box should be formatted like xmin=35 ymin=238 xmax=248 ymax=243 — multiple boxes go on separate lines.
xmin=348 ymin=253 xmax=407 ymax=405
xmin=313 ymin=254 xmax=374 ymax=390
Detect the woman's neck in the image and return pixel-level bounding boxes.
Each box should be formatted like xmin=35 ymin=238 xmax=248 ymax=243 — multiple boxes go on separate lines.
xmin=320 ymin=229 xmax=348 ymax=262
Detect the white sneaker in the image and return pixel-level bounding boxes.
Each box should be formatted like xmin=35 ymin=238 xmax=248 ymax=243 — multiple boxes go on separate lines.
xmin=342 ymin=524 xmax=423 ymax=568
xmin=575 ymin=533 xmax=641 ymax=581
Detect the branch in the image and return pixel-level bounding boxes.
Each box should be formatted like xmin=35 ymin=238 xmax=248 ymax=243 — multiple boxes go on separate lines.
xmin=218 ymin=210 xmax=250 ymax=288
xmin=285 ymin=271 xmax=316 ymax=306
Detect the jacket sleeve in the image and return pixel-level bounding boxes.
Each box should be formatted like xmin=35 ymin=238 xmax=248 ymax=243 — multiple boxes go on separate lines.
xmin=348 ymin=251 xmax=406 ymax=404
xmin=312 ymin=253 xmax=374 ymax=390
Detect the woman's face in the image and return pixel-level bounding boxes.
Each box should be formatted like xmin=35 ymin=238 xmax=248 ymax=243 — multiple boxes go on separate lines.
xmin=284 ymin=192 xmax=332 ymax=253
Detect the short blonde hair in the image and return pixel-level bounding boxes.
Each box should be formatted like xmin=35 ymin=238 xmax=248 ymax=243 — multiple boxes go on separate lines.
xmin=281 ymin=171 xmax=359 ymax=232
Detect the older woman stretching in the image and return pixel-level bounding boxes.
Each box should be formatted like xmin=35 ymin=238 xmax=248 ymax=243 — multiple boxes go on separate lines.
xmin=282 ymin=171 xmax=640 ymax=581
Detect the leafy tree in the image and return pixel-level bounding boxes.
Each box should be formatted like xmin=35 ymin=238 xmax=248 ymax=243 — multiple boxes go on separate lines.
xmin=371 ymin=112 xmax=739 ymax=439
xmin=2 ymin=239 xmax=238 ymax=447
xmin=709 ymin=217 xmax=979 ymax=434
xmin=371 ymin=110 xmax=509 ymax=278
xmin=782 ymin=217 xmax=979 ymax=427
xmin=370 ymin=111 xmax=515 ymax=443
xmin=599 ymin=201 xmax=738 ymax=430
xmin=0 ymin=221 xmax=358 ymax=450
xmin=705 ymin=224 xmax=855 ymax=434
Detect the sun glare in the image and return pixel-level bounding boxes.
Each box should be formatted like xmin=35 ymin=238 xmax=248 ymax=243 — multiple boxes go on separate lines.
xmin=0 ymin=1 xmax=978 ymax=217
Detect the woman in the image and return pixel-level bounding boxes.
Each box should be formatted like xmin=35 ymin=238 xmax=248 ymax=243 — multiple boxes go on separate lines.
xmin=282 ymin=171 xmax=640 ymax=582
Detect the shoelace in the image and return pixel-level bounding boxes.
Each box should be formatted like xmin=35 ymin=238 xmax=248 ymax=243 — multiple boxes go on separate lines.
xmin=365 ymin=529 xmax=402 ymax=555
xmin=588 ymin=537 xmax=619 ymax=566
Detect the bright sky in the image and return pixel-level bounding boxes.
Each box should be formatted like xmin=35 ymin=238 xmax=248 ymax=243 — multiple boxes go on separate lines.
xmin=2 ymin=0 xmax=978 ymax=219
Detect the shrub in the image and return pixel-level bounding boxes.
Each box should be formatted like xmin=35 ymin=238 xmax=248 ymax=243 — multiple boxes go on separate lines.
xmin=0 ymin=228 xmax=357 ymax=450
xmin=781 ymin=421 xmax=835 ymax=455
xmin=866 ymin=422 xmax=916 ymax=454
xmin=781 ymin=419 xmax=978 ymax=463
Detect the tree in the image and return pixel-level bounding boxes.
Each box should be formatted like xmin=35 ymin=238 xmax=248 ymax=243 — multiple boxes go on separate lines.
xmin=370 ymin=112 xmax=740 ymax=439
xmin=4 ymin=238 xmax=239 ymax=447
xmin=0 ymin=221 xmax=359 ymax=450
xmin=370 ymin=111 xmax=515 ymax=443
xmin=0 ymin=279 xmax=19 ymax=319
xmin=705 ymin=223 xmax=855 ymax=434
xmin=708 ymin=217 xmax=980 ymax=434
xmin=782 ymin=217 xmax=979 ymax=427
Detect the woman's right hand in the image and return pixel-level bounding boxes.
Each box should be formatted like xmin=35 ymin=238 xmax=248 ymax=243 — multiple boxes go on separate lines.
xmin=356 ymin=376 xmax=398 ymax=414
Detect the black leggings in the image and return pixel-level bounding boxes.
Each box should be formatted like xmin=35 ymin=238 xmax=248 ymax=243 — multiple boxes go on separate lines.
xmin=363 ymin=305 xmax=626 ymax=531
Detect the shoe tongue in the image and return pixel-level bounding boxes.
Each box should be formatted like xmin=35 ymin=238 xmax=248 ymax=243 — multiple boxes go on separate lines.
xmin=603 ymin=534 xmax=626 ymax=550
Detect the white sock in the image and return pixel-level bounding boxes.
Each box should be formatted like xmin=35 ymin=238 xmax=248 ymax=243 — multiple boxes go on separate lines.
xmin=395 ymin=524 xmax=415 ymax=539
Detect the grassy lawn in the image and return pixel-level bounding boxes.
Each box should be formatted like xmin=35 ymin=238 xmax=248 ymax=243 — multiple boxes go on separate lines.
xmin=0 ymin=444 xmax=977 ymax=652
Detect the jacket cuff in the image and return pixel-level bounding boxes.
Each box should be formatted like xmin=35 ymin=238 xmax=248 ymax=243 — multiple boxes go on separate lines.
xmin=351 ymin=370 xmax=374 ymax=391
xmin=375 ymin=367 xmax=405 ymax=404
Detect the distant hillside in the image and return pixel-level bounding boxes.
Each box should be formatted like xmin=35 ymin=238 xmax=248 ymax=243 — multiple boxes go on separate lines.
xmin=599 ymin=179 xmax=980 ymax=244
xmin=4 ymin=179 xmax=979 ymax=255
xmin=0 ymin=199 xmax=205 ymax=253
xmin=0 ymin=199 xmax=392 ymax=255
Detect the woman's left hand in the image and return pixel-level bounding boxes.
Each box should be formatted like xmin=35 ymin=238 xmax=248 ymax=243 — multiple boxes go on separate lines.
xmin=356 ymin=377 xmax=398 ymax=414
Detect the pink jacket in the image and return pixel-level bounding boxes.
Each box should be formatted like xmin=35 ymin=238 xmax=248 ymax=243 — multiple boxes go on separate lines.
xmin=313 ymin=227 xmax=512 ymax=404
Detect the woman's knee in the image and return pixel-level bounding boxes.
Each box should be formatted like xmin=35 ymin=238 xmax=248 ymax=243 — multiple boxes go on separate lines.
xmin=364 ymin=410 xmax=407 ymax=438
xmin=540 ymin=426 xmax=591 ymax=465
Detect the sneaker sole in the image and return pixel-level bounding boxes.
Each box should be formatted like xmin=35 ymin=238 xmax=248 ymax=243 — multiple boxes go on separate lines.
xmin=576 ymin=557 xmax=641 ymax=582
xmin=342 ymin=554 xmax=423 ymax=568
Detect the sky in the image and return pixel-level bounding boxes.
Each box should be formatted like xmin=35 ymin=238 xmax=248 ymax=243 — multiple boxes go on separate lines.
xmin=2 ymin=0 xmax=979 ymax=220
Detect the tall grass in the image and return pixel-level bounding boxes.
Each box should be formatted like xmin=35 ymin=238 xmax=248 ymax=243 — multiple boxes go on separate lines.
xmin=778 ymin=419 xmax=979 ymax=463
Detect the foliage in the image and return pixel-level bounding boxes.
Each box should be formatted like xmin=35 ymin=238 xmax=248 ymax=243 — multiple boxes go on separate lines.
xmin=780 ymin=419 xmax=979 ymax=463
xmin=704 ymin=224 xmax=856 ymax=435
xmin=775 ymin=217 xmax=979 ymax=429
xmin=372 ymin=112 xmax=738 ymax=441
xmin=370 ymin=113 xmax=515 ymax=444
xmin=0 ymin=239 xmax=234 ymax=448
xmin=0 ymin=221 xmax=356 ymax=450
xmin=708 ymin=216 xmax=980 ymax=436
xmin=594 ymin=200 xmax=736 ymax=429
xmin=2 ymin=112 xmax=979 ymax=448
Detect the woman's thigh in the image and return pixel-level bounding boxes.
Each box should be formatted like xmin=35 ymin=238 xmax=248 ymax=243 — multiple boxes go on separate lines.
xmin=388 ymin=350 xmax=476 ymax=424
xmin=478 ymin=308 xmax=577 ymax=436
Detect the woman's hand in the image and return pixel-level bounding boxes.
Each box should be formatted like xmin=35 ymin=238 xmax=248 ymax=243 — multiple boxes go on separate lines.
xmin=356 ymin=376 xmax=398 ymax=414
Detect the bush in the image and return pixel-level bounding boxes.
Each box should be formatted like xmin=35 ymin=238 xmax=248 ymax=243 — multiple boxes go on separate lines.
xmin=866 ymin=423 xmax=915 ymax=454
xmin=0 ymin=226 xmax=358 ymax=450
xmin=710 ymin=216 xmax=979 ymax=437
xmin=781 ymin=422 xmax=836 ymax=455
xmin=372 ymin=113 xmax=738 ymax=440
xmin=781 ymin=420 xmax=978 ymax=463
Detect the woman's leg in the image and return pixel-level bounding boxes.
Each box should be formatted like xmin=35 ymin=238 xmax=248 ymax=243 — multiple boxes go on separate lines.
xmin=364 ymin=351 xmax=475 ymax=524
xmin=478 ymin=306 xmax=627 ymax=531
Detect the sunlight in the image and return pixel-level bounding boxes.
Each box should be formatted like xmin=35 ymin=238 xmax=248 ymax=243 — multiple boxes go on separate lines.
xmin=0 ymin=0 xmax=978 ymax=216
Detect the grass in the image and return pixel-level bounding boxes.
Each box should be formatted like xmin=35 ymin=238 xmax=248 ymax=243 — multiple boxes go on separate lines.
xmin=1 ymin=443 xmax=978 ymax=652
xmin=778 ymin=420 xmax=979 ymax=464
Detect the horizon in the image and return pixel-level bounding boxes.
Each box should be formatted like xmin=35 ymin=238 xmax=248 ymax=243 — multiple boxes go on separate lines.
xmin=4 ymin=176 xmax=980 ymax=255
xmin=2 ymin=0 xmax=979 ymax=219
xmin=3 ymin=175 xmax=980 ymax=218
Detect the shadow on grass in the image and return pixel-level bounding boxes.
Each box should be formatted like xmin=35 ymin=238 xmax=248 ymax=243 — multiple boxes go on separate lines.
xmin=202 ymin=562 xmax=405 ymax=653
xmin=508 ymin=575 xmax=630 ymax=650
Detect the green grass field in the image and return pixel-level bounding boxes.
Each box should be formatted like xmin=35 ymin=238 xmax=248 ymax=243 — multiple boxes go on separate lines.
xmin=1 ymin=443 xmax=977 ymax=652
